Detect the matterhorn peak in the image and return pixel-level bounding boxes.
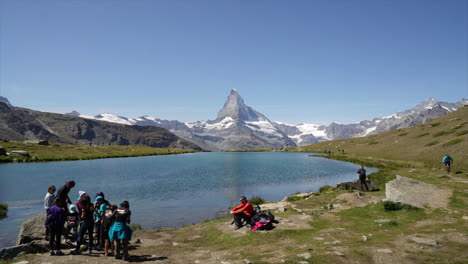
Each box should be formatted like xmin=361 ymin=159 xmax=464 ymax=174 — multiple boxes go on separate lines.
xmin=216 ymin=89 xmax=267 ymax=122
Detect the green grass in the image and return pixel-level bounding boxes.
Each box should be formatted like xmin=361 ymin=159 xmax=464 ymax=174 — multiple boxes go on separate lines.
xmin=425 ymin=140 xmax=439 ymax=147
xmin=0 ymin=203 xmax=7 ymax=218
xmin=430 ymin=122 xmax=441 ymax=127
xmin=433 ymin=130 xmax=455 ymax=137
xmin=368 ymin=141 xmax=378 ymax=145
xmin=0 ymin=140 xmax=199 ymax=163
xmin=415 ymin=132 xmax=430 ymax=138
xmin=455 ymin=130 xmax=468 ymax=136
xmin=249 ymin=195 xmax=266 ymax=205
xmin=398 ymin=132 xmax=408 ymax=136
xmin=442 ymin=138 xmax=464 ymax=146
xmin=452 ymin=121 xmax=468 ymax=130
xmin=129 ymin=223 xmax=143 ymax=231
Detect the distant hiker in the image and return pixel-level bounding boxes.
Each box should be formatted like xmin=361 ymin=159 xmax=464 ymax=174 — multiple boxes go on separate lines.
xmin=44 ymin=185 xmax=56 ymax=241
xmin=103 ymin=205 xmax=118 ymax=256
xmin=56 ymin=180 xmax=75 ymax=206
xmin=342 ymin=149 xmax=344 ymax=154
xmin=324 ymin=149 xmax=327 ymax=154
xmin=63 ymin=204 xmax=79 ymax=244
xmin=328 ymin=150 xmax=331 ymax=155
xmin=94 ymin=195 xmax=107 ymax=250
xmin=109 ymin=201 xmax=133 ymax=261
xmin=357 ymin=166 xmax=369 ymax=191
xmin=230 ymin=196 xmax=254 ymax=230
xmin=45 ymin=198 xmax=66 ymax=256
xmin=71 ymin=193 xmax=94 ymax=255
xmin=442 ymin=154 xmax=453 ymax=173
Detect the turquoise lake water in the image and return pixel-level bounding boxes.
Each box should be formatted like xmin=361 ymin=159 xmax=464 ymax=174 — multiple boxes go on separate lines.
xmin=0 ymin=152 xmax=377 ymax=247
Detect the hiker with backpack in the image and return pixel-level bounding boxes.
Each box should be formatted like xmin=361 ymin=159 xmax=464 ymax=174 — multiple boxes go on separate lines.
xmin=442 ymin=154 xmax=453 ymax=173
xmin=230 ymin=196 xmax=254 ymax=230
xmin=357 ymin=165 xmax=369 ymax=192
xmin=45 ymin=198 xmax=66 ymax=256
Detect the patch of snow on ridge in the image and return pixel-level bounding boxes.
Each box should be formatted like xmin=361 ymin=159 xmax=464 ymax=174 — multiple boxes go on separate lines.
xmin=94 ymin=114 xmax=136 ymax=125
xmin=245 ymin=120 xmax=282 ymax=137
xmin=203 ymin=117 xmax=234 ymax=130
xmin=362 ymin=126 xmax=377 ymax=137
xmin=296 ymin=123 xmax=328 ymax=139
xmin=79 ymin=114 xmax=96 ymax=120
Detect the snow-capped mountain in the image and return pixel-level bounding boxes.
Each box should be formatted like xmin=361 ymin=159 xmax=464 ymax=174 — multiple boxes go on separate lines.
xmin=72 ymin=92 xmax=467 ymax=150
xmin=274 ymin=97 xmax=468 ymax=145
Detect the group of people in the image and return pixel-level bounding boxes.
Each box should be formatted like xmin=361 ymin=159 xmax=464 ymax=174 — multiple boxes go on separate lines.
xmin=44 ymin=180 xmax=133 ymax=261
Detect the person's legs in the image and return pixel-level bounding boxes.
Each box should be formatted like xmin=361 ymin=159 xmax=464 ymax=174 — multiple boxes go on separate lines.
xmin=55 ymin=225 xmax=63 ymax=254
xmin=122 ymin=239 xmax=129 ymax=260
xmin=49 ymin=225 xmax=55 ymax=254
xmin=115 ymin=239 xmax=122 ymax=259
xmin=87 ymin=221 xmax=94 ymax=252
xmin=95 ymin=222 xmax=102 ymax=249
xmin=233 ymin=213 xmax=242 ymax=228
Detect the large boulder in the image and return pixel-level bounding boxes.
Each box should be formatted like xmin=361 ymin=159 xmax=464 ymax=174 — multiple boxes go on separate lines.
xmin=336 ymin=179 xmax=379 ymax=191
xmin=0 ymin=245 xmax=34 ymax=260
xmin=9 ymin=150 xmax=31 ymax=158
xmin=385 ymin=175 xmax=452 ymax=208
xmin=16 ymin=214 xmax=48 ymax=252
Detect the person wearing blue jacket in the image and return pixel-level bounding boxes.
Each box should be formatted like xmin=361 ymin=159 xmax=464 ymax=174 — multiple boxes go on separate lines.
xmin=442 ymin=154 xmax=453 ymax=166
xmin=45 ymin=198 xmax=66 ymax=256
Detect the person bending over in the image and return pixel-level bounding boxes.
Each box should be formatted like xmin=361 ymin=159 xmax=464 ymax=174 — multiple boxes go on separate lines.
xmin=230 ymin=196 xmax=254 ymax=230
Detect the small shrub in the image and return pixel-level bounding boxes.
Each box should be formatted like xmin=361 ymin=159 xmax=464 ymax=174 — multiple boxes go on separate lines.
xmin=430 ymin=122 xmax=441 ymax=127
xmin=319 ymin=185 xmax=332 ymax=193
xmin=425 ymin=141 xmax=439 ymax=147
xmin=416 ymin=133 xmax=429 ymax=138
xmin=287 ymin=196 xmax=302 ymax=202
xmin=249 ymin=195 xmax=265 ymax=205
xmin=443 ymin=138 xmax=464 ymax=146
xmin=398 ymin=132 xmax=408 ymax=136
xmin=0 ymin=203 xmax=8 ymax=218
xmin=129 ymin=223 xmax=143 ymax=231
xmin=452 ymin=122 xmax=468 ymax=130
xmin=455 ymin=130 xmax=468 ymax=136
xmin=383 ymin=201 xmax=419 ymax=211
xmin=369 ymin=141 xmax=379 ymax=145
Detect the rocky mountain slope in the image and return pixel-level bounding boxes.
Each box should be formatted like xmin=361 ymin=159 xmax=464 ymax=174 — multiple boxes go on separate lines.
xmin=77 ymin=90 xmax=466 ymax=150
xmin=0 ymin=102 xmax=201 ymax=150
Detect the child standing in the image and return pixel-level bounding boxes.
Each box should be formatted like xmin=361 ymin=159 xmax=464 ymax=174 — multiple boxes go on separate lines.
xmin=103 ymin=205 xmax=117 ymax=256
xmin=94 ymin=196 xmax=107 ymax=250
xmin=43 ymin=185 xmax=56 ymax=241
xmin=109 ymin=201 xmax=132 ymax=261
xmin=45 ymin=198 xmax=65 ymax=256
xmin=71 ymin=194 xmax=94 ymax=255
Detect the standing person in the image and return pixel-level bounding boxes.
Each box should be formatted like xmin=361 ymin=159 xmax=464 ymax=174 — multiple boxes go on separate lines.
xmin=357 ymin=165 xmax=369 ymax=192
xmin=71 ymin=194 xmax=94 ymax=255
xmin=56 ymin=180 xmax=75 ymax=206
xmin=230 ymin=196 xmax=254 ymax=230
xmin=94 ymin=196 xmax=107 ymax=250
xmin=103 ymin=205 xmax=117 ymax=256
xmin=45 ymin=198 xmax=66 ymax=256
xmin=44 ymin=185 xmax=56 ymax=241
xmin=109 ymin=201 xmax=133 ymax=261
xmin=442 ymin=154 xmax=454 ymax=173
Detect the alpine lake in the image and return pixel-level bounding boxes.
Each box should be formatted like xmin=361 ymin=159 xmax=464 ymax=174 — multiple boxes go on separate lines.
xmin=0 ymin=152 xmax=377 ymax=248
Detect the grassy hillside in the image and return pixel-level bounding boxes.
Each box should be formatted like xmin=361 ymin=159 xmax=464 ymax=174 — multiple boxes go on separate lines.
xmin=288 ymin=105 xmax=468 ymax=171
xmin=0 ymin=140 xmax=198 ymax=163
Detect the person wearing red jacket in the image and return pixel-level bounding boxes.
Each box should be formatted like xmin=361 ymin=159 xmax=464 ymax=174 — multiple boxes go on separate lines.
xmin=230 ymin=196 xmax=254 ymax=230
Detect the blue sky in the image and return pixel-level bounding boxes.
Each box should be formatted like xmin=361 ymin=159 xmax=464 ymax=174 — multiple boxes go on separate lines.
xmin=0 ymin=0 xmax=466 ymax=124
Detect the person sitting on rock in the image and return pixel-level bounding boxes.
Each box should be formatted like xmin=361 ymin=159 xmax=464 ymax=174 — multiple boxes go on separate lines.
xmin=357 ymin=165 xmax=369 ymax=192
xmin=230 ymin=196 xmax=254 ymax=230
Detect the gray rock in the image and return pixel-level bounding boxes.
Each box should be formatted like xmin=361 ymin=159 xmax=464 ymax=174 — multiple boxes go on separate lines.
xmin=298 ymin=261 xmax=309 ymax=264
xmin=374 ymin=219 xmax=391 ymax=223
xmin=134 ymin=239 xmax=141 ymax=244
xmin=327 ymin=204 xmax=333 ymax=210
xmin=297 ymin=252 xmax=312 ymax=259
xmin=0 ymin=244 xmax=34 ymax=260
xmin=0 ymin=146 xmax=6 ymax=156
xmin=311 ymin=210 xmax=318 ymax=216
xmin=411 ymin=237 xmax=438 ymax=247
xmin=386 ymin=175 xmax=442 ymax=208
xmin=336 ymin=179 xmax=379 ymax=191
xmin=38 ymin=140 xmax=49 ymax=145
xmin=9 ymin=151 xmax=31 ymax=158
xmin=377 ymin=248 xmax=393 ymax=253
xmin=16 ymin=214 xmax=48 ymax=252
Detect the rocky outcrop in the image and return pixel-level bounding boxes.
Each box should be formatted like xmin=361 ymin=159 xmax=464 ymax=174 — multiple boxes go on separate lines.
xmin=335 ymin=179 xmax=379 ymax=191
xmin=16 ymin=214 xmax=48 ymax=252
xmin=385 ymin=175 xmax=452 ymax=208
xmin=9 ymin=150 xmax=31 ymax=158
xmin=0 ymin=146 xmax=6 ymax=156
xmin=0 ymin=245 xmax=34 ymax=260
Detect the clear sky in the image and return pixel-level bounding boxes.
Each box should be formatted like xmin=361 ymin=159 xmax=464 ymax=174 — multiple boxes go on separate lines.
xmin=0 ymin=0 xmax=467 ymax=125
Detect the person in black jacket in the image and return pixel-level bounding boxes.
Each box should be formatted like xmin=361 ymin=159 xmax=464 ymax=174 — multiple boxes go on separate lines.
xmin=56 ymin=180 xmax=75 ymax=206
xmin=357 ymin=166 xmax=369 ymax=191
